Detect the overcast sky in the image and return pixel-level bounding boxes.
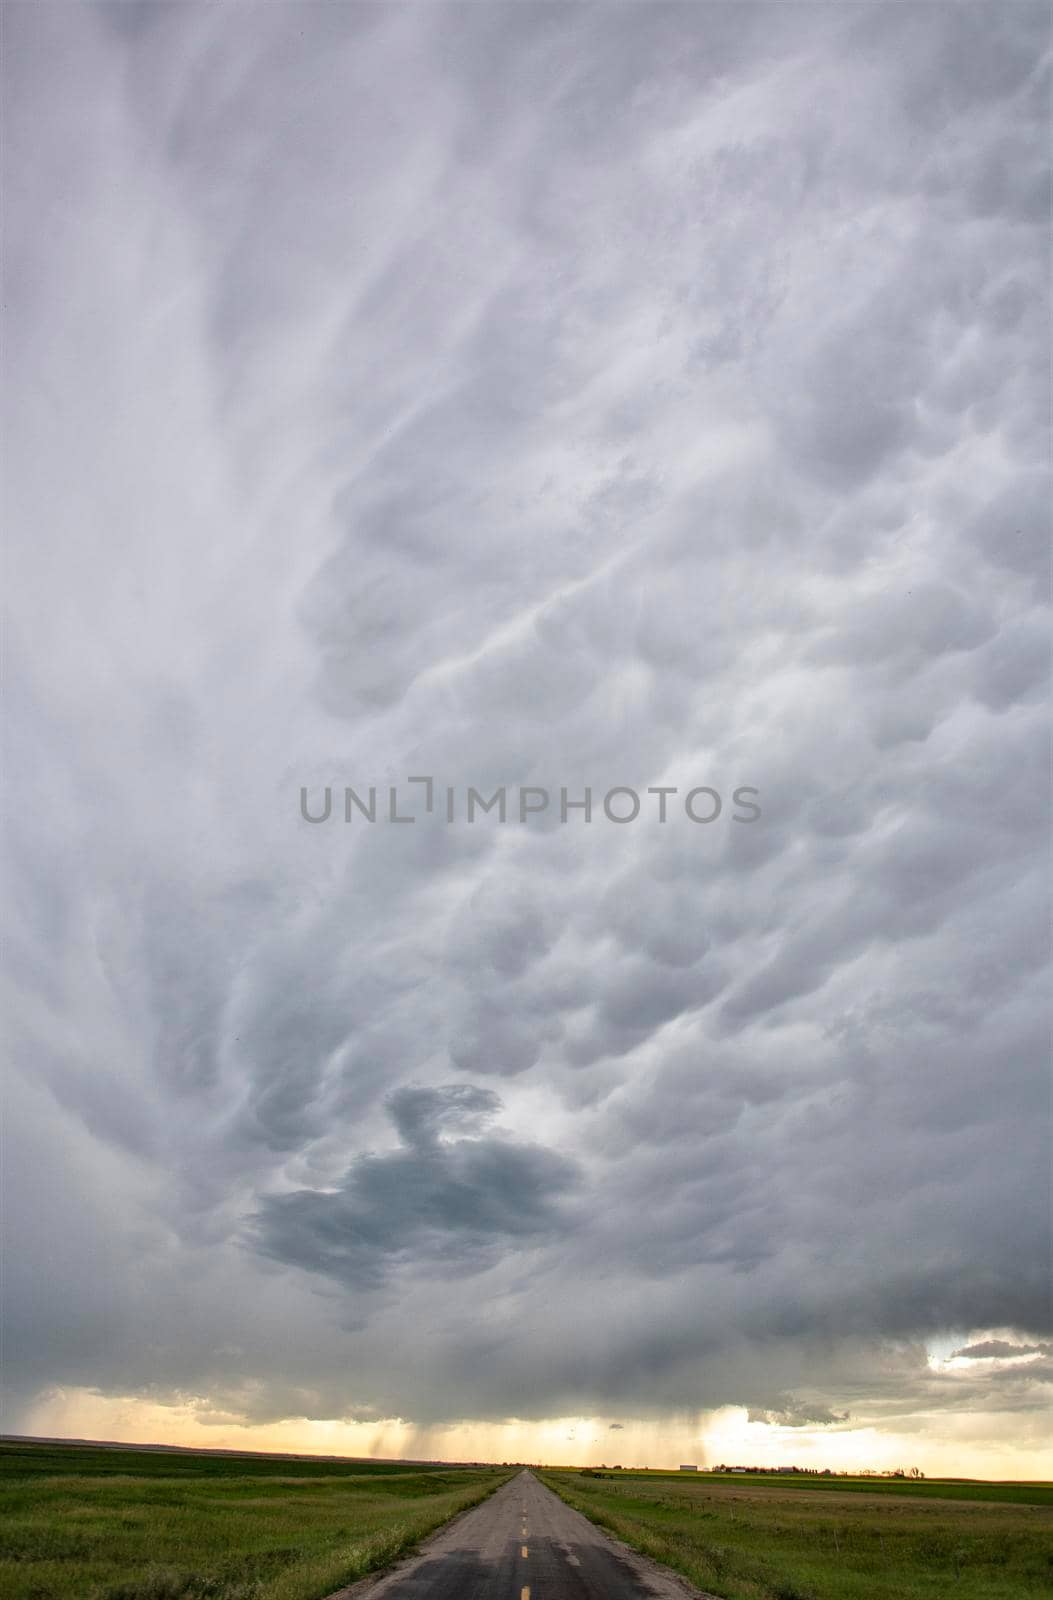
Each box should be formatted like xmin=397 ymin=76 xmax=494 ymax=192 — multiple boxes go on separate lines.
xmin=4 ymin=3 xmax=1050 ymax=1476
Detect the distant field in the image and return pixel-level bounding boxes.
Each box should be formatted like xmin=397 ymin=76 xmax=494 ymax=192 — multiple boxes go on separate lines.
xmin=565 ymin=1468 xmax=1053 ymax=1507
xmin=0 ymin=1441 xmax=510 ymax=1600
xmin=540 ymin=1468 xmax=1053 ymax=1600
xmin=0 ymin=1441 xmax=457 ymax=1483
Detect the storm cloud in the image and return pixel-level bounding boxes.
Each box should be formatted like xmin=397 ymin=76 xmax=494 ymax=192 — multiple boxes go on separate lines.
xmin=254 ymin=1085 xmax=581 ymax=1290
xmin=3 ymin=1 xmax=1049 ymax=1467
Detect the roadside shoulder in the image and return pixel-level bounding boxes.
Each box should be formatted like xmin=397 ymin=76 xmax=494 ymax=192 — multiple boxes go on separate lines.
xmin=322 ymin=1472 xmax=518 ymax=1599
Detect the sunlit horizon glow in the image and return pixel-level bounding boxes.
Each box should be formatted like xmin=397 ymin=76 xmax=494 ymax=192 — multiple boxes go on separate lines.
xmin=19 ymin=1389 xmax=1052 ymax=1484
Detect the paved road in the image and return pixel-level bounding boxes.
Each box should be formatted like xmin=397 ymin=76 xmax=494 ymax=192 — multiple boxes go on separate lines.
xmin=335 ymin=1469 xmax=712 ymax=1600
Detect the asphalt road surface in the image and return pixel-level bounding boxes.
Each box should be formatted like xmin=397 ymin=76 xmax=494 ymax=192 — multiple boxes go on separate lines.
xmin=335 ymin=1469 xmax=713 ymax=1600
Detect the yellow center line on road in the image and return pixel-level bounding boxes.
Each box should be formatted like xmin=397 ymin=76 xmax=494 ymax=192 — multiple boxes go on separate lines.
xmin=521 ymin=1588 xmax=531 ymax=1600
xmin=521 ymin=1544 xmax=529 ymax=1558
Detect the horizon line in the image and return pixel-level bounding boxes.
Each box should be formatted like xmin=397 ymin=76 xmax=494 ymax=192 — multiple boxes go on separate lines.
xmin=3 ymin=1434 xmax=1047 ymax=1486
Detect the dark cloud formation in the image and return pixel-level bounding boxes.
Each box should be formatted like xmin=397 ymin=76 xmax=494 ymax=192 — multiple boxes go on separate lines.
xmin=3 ymin=1 xmax=1049 ymax=1461
xmin=254 ymin=1085 xmax=580 ymax=1290
xmin=747 ymin=1402 xmax=850 ymax=1430
xmin=952 ymin=1341 xmax=1052 ymax=1362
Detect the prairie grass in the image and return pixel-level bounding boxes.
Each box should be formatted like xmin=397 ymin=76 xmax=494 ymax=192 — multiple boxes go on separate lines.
xmin=540 ymin=1468 xmax=1053 ymax=1600
xmin=0 ymin=1442 xmax=510 ymax=1600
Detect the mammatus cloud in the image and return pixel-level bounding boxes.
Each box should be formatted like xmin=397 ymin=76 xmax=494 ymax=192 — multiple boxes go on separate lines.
xmin=3 ymin=1 xmax=1049 ymax=1474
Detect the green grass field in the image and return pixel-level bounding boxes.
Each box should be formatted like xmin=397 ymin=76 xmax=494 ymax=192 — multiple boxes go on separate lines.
xmin=566 ymin=1468 xmax=1053 ymax=1506
xmin=0 ymin=1441 xmax=511 ymax=1600
xmin=539 ymin=1468 xmax=1053 ymax=1600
